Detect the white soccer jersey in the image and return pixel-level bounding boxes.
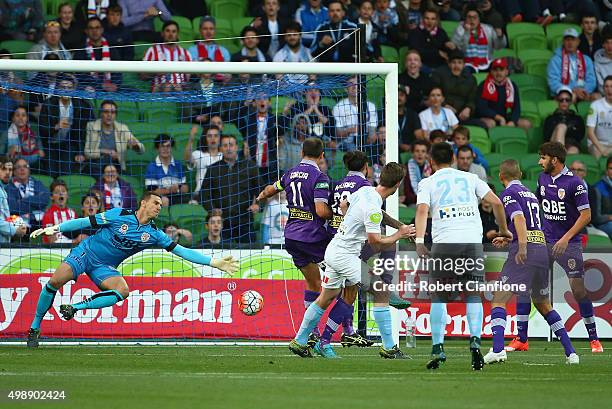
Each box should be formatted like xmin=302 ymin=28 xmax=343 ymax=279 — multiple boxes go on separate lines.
xmin=416 ymin=167 xmax=490 ymax=243
xmin=586 ymin=97 xmax=612 ymax=146
xmin=328 ymin=186 xmax=383 ymax=254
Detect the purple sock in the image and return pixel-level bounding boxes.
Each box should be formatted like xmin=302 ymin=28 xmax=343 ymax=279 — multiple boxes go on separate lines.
xmin=578 ymin=299 xmax=598 ymax=341
xmin=304 ymin=290 xmax=320 ymax=336
xmin=515 ymin=299 xmax=531 ymax=343
xmin=545 ymin=310 xmax=576 ymax=356
xmin=491 ymin=307 xmax=507 ymax=353
xmin=321 ymin=299 xmax=352 ymax=346
xmin=342 ymin=312 xmax=355 ymax=335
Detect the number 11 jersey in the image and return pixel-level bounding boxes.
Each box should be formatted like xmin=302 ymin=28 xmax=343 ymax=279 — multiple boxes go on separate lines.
xmin=275 ymin=159 xmax=331 ymax=243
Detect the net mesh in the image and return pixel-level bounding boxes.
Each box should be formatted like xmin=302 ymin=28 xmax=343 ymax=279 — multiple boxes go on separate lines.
xmin=0 ymin=65 xmax=392 ymax=341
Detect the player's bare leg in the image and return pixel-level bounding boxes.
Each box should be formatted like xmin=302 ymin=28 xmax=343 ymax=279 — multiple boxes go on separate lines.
xmin=27 ymin=263 xmax=75 ymax=348
xmin=59 ymin=276 xmax=129 ymax=321
xmin=568 ymin=277 xmax=603 ymax=352
xmin=290 ymin=287 xmax=342 ymax=358
xmin=299 ymin=262 xmax=323 ymax=345
xmin=465 ymin=290 xmax=484 ymax=370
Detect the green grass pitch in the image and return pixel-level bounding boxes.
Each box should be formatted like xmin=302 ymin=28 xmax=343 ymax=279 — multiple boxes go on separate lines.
xmin=0 ymin=340 xmax=610 ymax=409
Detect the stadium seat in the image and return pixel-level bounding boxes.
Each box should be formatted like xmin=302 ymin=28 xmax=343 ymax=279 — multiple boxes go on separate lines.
xmin=600 ymin=156 xmax=609 ymax=173
xmin=518 ymin=49 xmax=553 ymax=65
xmin=61 ymin=175 xmax=96 ymax=209
xmin=400 ymin=151 xmax=412 ymax=164
xmin=473 ymin=72 xmax=487 ymax=85
xmin=567 ymin=154 xmax=601 ymax=185
xmin=440 ymin=20 xmax=459 ymax=36
xmin=537 ymin=100 xmax=558 ymax=119
xmin=157 ymin=206 xmax=171 ymax=226
xmin=210 ymin=0 xmax=248 ymax=19
xmin=511 ymin=73 xmax=548 ymax=89
xmin=514 ymin=35 xmax=548 ymax=53
xmin=519 ymin=85 xmax=548 ymax=103
xmin=520 ymin=100 xmax=541 ymax=127
xmin=272 ymin=96 xmax=295 ymax=115
xmin=128 ymin=122 xmax=163 ymax=145
xmin=398 ymin=46 xmax=410 ymax=72
xmin=32 ymin=174 xmax=54 ymax=190
xmin=493 ymin=48 xmax=516 ymax=59
xmin=507 ymin=23 xmax=545 ymax=48
xmin=520 ymin=153 xmax=542 ymax=180
xmin=133 ymin=42 xmax=151 ymax=61
xmin=123 ymin=159 xmax=151 ymax=180
xmin=115 ymin=101 xmax=141 ymax=123
xmin=222 ymin=123 xmax=243 ymax=139
xmin=0 ymin=40 xmax=35 ymax=58
xmin=120 ymin=175 xmax=144 ymax=200
xmin=231 ymin=17 xmax=254 ymax=37
xmin=328 ymin=166 xmax=345 ymax=181
xmin=522 ymin=179 xmax=538 ymax=192
xmin=170 ymin=203 xmax=207 ymax=225
xmin=576 ymin=101 xmax=591 ymax=119
xmin=489 ymin=126 xmax=528 ymax=154
xmin=380 ymin=45 xmax=399 ymax=63
xmin=399 ymin=206 xmax=416 ymax=224
xmin=527 ymin=127 xmax=544 ymax=153
xmin=524 ymin=60 xmax=548 ymax=78
xmin=465 ymin=126 xmax=491 ymax=154
xmin=484 ymin=153 xmax=506 ymax=177
xmin=143 ymin=103 xmax=179 ymax=124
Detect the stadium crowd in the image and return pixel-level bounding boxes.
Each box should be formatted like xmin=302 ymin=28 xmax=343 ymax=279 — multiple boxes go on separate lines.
xmin=0 ymin=0 xmax=611 ymax=246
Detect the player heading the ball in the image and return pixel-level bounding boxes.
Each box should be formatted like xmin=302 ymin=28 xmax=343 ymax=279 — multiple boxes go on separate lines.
xmin=26 ymin=192 xmax=238 ymax=348
xmin=289 ymin=162 xmax=414 ymax=358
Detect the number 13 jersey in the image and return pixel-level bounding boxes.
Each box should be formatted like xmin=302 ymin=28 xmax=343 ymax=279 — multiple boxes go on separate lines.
xmin=416 ymin=167 xmax=491 ymax=243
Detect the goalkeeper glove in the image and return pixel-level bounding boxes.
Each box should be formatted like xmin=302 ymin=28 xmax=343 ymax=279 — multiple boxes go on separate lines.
xmin=30 ymin=224 xmax=60 ymax=239
xmin=210 ymin=256 xmax=239 ymax=276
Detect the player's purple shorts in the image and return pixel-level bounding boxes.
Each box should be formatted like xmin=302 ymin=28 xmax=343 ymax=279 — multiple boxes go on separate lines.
xmin=549 ymin=242 xmax=584 ymax=278
xmin=500 ymin=260 xmax=549 ymax=298
xmin=285 ymin=237 xmax=330 ymax=268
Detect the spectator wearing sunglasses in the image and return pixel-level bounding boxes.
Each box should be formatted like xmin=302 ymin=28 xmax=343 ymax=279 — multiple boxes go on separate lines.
xmin=543 ymin=88 xmax=585 ymax=154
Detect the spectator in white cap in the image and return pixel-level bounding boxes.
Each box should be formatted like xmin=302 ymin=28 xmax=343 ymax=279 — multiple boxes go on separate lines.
xmin=547 ymin=27 xmax=597 ymax=103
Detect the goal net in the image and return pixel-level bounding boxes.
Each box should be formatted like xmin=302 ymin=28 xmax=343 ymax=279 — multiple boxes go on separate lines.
xmin=0 ymin=59 xmax=399 ymax=342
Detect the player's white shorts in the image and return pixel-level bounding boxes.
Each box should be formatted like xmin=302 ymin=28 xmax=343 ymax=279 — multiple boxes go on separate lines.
xmin=322 ymin=244 xmax=362 ymax=289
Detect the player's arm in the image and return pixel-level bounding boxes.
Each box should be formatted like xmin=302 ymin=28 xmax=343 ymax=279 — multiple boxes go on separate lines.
xmin=381 ymin=210 xmax=403 ymax=229
xmin=482 ymin=190 xmax=512 ymax=240
xmin=256 ymin=180 xmax=282 ymax=203
xmin=314 ymin=177 xmax=333 ymax=220
xmin=512 ymin=213 xmax=528 ymax=264
xmin=553 ymin=180 xmax=592 ymax=256
xmin=315 ymin=201 xmax=333 ymax=219
xmin=30 ymin=217 xmax=92 ymax=238
xmin=170 ymin=244 xmax=238 ymax=275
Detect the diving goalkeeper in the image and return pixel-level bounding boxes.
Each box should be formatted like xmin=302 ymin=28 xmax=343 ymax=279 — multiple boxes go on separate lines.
xmin=26 ymin=192 xmax=238 ymax=347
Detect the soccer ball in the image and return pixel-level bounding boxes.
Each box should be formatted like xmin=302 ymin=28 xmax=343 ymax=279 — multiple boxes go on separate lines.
xmin=238 ymin=290 xmax=264 ymax=316
xmin=5 ymin=215 xmax=25 ymax=227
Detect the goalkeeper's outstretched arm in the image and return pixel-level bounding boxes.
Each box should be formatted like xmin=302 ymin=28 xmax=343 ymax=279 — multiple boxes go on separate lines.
xmin=30 ymin=217 xmax=93 ymax=238
xmin=171 ymin=244 xmax=239 ymax=275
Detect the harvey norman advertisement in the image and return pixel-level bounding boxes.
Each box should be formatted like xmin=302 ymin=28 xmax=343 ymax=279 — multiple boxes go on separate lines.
xmin=0 ymin=248 xmax=610 ymax=340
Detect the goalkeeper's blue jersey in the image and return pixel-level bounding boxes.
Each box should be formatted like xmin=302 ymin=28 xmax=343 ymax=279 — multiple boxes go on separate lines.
xmin=79 ymin=207 xmax=175 ymax=268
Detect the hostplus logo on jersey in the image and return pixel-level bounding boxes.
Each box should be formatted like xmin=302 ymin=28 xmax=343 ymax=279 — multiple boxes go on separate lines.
xmin=439 ymin=205 xmax=477 ymax=219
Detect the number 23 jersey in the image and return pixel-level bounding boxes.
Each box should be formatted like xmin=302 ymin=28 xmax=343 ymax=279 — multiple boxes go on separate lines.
xmin=416 ymin=167 xmax=491 ymax=243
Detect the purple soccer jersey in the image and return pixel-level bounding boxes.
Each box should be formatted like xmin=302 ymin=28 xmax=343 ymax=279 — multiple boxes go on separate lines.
xmin=500 ymin=180 xmax=549 ymax=269
xmin=327 ymin=171 xmax=371 ymax=235
xmin=276 ymin=159 xmax=330 ymax=243
xmin=536 ymin=167 xmax=590 ymax=244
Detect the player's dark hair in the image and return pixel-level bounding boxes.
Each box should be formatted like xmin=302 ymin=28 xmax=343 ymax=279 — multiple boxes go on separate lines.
xmin=81 ymin=193 xmax=100 ymax=206
xmin=581 ymin=13 xmax=598 ymax=22
xmin=379 ymin=162 xmax=406 ymax=187
xmin=50 ymin=179 xmax=67 ymax=193
xmin=328 ymin=0 xmax=344 ymax=9
xmin=602 ymin=24 xmax=612 ymax=42
xmin=302 ymin=138 xmax=324 ymax=158
xmin=423 ymin=7 xmax=440 ymax=18
xmin=463 ymin=3 xmax=480 ymax=19
xmin=343 ymin=150 xmax=368 ymax=171
xmin=0 ymin=155 xmax=9 ymax=166
xmin=162 ymin=20 xmax=179 ymax=32
xmin=607 ymin=156 xmax=612 ymax=168
xmin=499 ymin=159 xmax=522 ymax=180
xmin=431 ymin=142 xmax=453 ymax=165
xmin=140 ymin=191 xmax=162 ymax=205
xmin=108 ymin=4 xmax=122 ymax=14
xmin=154 ymin=133 xmax=174 ymax=149
xmin=58 ymin=2 xmax=72 ymax=13
xmin=457 ymin=145 xmax=474 ymax=156
xmin=539 ymin=141 xmax=567 ymax=164
xmin=605 ymin=75 xmax=612 ymax=85
xmin=453 ymin=125 xmax=470 ymax=140
xmin=412 ymin=139 xmax=430 ymax=152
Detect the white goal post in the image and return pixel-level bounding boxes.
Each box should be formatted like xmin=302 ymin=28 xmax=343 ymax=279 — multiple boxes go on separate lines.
xmin=0 ymin=59 xmax=399 ymax=224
